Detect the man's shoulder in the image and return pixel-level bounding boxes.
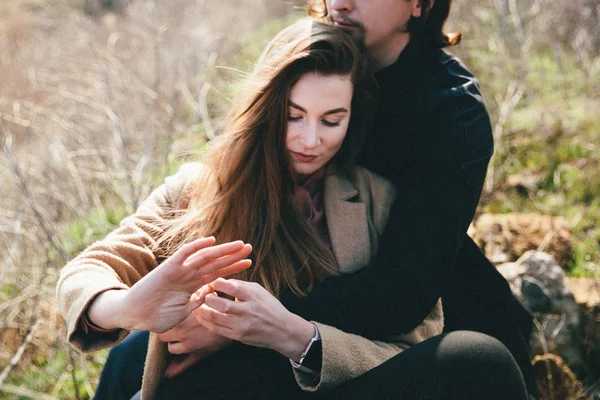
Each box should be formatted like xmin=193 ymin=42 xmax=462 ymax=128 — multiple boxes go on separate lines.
xmin=428 ymin=49 xmax=480 ymax=94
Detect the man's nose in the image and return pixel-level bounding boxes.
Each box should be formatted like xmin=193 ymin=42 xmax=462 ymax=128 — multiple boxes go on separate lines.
xmin=329 ymin=0 xmax=354 ymax=13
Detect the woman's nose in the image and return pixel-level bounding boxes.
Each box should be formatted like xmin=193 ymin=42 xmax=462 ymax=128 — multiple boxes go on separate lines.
xmin=300 ymin=124 xmax=320 ymax=148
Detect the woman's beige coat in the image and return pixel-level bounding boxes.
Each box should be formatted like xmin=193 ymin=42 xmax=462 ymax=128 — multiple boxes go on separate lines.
xmin=57 ymin=163 xmax=443 ymax=399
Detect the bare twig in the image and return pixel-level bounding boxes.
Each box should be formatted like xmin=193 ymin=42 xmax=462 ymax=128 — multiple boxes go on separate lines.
xmin=486 ymin=81 xmax=524 ymax=193
xmin=102 ymin=62 xmax=139 ymax=211
xmin=1 ymin=126 xmax=82 ymax=399
xmin=1 ymin=127 xmax=69 ymax=264
xmin=52 ymin=136 xmax=90 ymax=210
xmin=0 ymin=383 xmax=59 ymax=400
xmin=533 ymin=317 xmax=557 ymax=400
xmin=0 ymin=285 xmax=37 ymax=314
xmin=0 ymin=212 xmax=26 ymax=285
xmin=0 ymin=319 xmax=40 ymax=387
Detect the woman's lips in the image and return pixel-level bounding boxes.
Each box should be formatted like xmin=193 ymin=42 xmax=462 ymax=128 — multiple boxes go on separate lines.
xmin=291 ymin=151 xmax=317 ymax=162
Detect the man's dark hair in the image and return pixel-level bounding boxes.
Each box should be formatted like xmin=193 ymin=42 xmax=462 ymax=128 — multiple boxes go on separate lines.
xmin=307 ymin=0 xmax=461 ymax=48
xmin=408 ymin=0 xmax=461 ymax=47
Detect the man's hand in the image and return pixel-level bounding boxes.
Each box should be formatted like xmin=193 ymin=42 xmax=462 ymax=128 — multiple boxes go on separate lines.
xmin=192 ymin=278 xmax=315 ymax=362
xmin=87 ymin=237 xmax=252 ymax=333
xmin=158 ymin=314 xmax=232 ymax=378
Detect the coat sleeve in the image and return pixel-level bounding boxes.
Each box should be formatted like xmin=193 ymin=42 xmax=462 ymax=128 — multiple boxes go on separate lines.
xmin=56 ymin=163 xmax=202 ymax=352
xmin=294 ymin=300 xmax=443 ymax=391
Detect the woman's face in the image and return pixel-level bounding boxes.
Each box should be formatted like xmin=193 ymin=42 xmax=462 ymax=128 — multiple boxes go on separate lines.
xmin=286 ymin=72 xmax=353 ymax=177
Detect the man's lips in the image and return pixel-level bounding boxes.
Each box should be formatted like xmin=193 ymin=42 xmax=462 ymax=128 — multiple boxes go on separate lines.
xmin=333 ymin=19 xmax=360 ymax=29
xmin=291 ymin=151 xmax=317 ymax=162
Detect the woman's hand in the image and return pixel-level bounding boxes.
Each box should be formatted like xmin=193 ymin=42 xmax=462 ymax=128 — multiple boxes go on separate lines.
xmin=192 ymin=278 xmax=315 ymax=362
xmin=87 ymin=237 xmax=252 ymax=333
xmin=158 ymin=314 xmax=232 ymax=378
xmin=158 ymin=313 xmax=232 ymax=355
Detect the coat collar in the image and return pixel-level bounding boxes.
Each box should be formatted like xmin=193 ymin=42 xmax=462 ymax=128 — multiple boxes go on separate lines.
xmin=323 ymin=165 xmax=371 ymax=273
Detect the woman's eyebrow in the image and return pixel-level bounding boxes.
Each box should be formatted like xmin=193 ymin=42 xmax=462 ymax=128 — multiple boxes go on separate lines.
xmin=289 ymin=101 xmax=348 ymax=116
xmin=323 ymin=107 xmax=349 ymax=116
xmin=289 ymin=101 xmax=306 ymax=112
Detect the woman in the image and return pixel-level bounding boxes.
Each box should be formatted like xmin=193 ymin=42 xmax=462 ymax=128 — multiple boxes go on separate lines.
xmin=57 ymin=19 xmax=442 ymax=399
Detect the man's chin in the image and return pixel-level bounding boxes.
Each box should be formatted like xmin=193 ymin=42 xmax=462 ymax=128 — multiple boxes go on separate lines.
xmin=335 ymin=25 xmax=365 ymax=46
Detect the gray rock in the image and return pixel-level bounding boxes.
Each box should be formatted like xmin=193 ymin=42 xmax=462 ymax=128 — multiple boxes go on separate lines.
xmin=497 ymin=251 xmax=589 ymax=378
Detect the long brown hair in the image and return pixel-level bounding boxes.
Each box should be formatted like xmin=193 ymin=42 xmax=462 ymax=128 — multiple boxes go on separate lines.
xmin=307 ymin=0 xmax=462 ymax=48
xmin=156 ymin=19 xmax=377 ymax=297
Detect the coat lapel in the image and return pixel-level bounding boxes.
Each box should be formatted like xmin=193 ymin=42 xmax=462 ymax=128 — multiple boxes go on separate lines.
xmin=141 ymin=333 xmax=170 ymax=399
xmin=324 ymin=169 xmax=371 ymax=273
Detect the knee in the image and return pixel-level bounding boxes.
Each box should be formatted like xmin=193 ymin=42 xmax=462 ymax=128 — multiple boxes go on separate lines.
xmin=103 ymin=342 xmax=130 ymax=379
xmin=105 ymin=339 xmax=133 ymax=367
xmin=439 ymin=331 xmax=520 ymax=374
xmin=436 ymin=331 xmax=528 ymax=399
xmin=104 ymin=330 xmax=149 ymax=371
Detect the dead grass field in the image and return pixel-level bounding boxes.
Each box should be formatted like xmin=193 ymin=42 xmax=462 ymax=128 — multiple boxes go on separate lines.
xmin=1 ymin=0 xmax=598 ymax=399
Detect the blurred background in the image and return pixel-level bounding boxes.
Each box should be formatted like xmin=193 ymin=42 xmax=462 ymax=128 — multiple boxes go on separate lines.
xmin=0 ymin=0 xmax=598 ymax=398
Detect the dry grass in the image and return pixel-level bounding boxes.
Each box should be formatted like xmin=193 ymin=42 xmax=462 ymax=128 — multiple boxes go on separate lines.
xmin=1 ymin=0 xmax=599 ymax=398
xmin=0 ymin=0 xmax=297 ymax=397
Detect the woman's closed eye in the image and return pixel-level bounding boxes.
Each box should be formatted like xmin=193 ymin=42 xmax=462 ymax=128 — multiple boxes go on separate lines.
xmin=322 ymin=119 xmax=341 ymax=127
xmin=287 ymin=113 xmax=342 ymax=127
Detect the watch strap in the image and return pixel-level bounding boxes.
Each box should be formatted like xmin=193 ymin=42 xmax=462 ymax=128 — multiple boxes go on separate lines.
xmin=290 ymin=323 xmax=321 ymax=374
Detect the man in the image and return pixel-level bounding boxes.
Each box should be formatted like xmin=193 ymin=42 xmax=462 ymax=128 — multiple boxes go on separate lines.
xmin=284 ymin=0 xmax=535 ymax=392
xmin=293 ymin=0 xmax=534 ymax=367
xmin=97 ymin=0 xmax=535 ymax=398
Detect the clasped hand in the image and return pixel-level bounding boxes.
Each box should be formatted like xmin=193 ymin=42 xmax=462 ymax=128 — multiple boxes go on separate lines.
xmin=191 ymin=278 xmax=316 ymax=362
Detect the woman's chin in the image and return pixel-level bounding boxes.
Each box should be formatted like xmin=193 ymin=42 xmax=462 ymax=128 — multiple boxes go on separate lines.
xmin=294 ymin=166 xmax=319 ymax=176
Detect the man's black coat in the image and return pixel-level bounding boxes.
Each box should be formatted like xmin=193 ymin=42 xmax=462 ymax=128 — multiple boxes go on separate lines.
xmin=282 ymin=39 xmax=535 ymax=390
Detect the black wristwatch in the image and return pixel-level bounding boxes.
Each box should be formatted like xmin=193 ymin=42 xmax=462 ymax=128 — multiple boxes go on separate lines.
xmin=289 ymin=323 xmax=322 ymax=373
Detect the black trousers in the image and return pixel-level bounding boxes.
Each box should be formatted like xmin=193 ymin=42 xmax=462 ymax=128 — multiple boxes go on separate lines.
xmin=97 ymin=331 xmax=529 ymax=400
xmin=94 ymin=330 xmax=149 ymax=400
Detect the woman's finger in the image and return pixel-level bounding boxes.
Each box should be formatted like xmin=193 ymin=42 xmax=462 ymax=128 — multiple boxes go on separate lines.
xmin=195 ymin=303 xmax=235 ymax=327
xmin=199 ymin=259 xmax=252 ymax=287
xmin=172 ymin=237 xmax=215 ymax=264
xmin=188 ymin=244 xmax=252 ymax=276
xmin=193 ymin=307 xmax=236 ymax=339
xmin=167 ymin=340 xmax=187 ymax=355
xmin=207 ymin=278 xmax=255 ymax=301
xmin=164 ymin=353 xmax=208 ymax=379
xmin=203 ymin=292 xmax=244 ymax=315
xmin=183 ymin=241 xmax=246 ymax=268
xmin=157 ymin=327 xmax=179 ymax=343
xmin=190 ymin=284 xmax=215 ymax=306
